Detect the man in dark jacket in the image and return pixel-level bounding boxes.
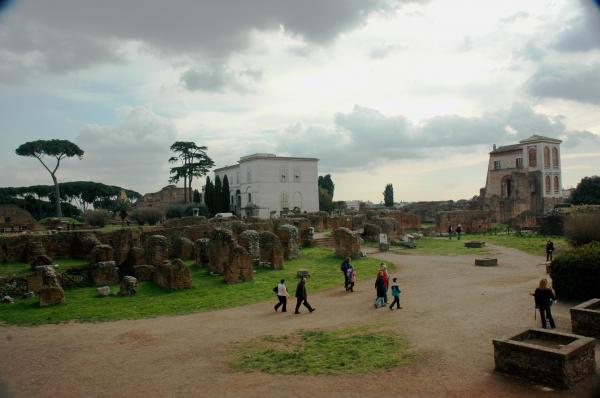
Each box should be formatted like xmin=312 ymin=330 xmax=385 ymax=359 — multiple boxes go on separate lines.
xmin=294 ymin=277 xmax=315 ymax=314
xmin=341 ymin=257 xmax=351 ymax=290
xmin=545 ymin=240 xmax=555 ymax=262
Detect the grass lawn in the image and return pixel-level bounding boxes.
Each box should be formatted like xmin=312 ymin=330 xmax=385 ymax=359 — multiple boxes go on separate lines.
xmin=364 ymin=238 xmax=489 ymax=256
xmin=0 ymin=258 xmax=89 ymax=278
xmin=462 ymin=233 xmax=569 ymax=256
xmin=0 ymin=247 xmax=390 ymax=326
xmin=231 ymin=324 xmax=416 ymax=374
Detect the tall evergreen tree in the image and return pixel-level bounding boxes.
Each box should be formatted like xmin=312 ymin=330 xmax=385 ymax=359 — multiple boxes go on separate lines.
xmin=222 ymin=175 xmax=230 ymax=212
xmin=205 ymin=176 xmax=214 ymax=214
xmin=214 ymin=175 xmax=222 ymax=213
xmin=384 ymin=184 xmax=394 ymax=207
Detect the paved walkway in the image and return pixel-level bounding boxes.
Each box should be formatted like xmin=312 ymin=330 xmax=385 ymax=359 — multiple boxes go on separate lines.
xmin=0 ymin=245 xmax=598 ymax=398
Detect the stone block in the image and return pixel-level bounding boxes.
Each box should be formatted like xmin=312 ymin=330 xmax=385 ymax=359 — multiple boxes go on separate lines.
xmin=238 ymin=230 xmax=260 ymax=266
xmin=30 ymin=254 xmax=53 ymax=271
xmin=276 ymin=224 xmax=299 ymax=260
xmin=25 ymin=240 xmax=46 ymax=263
xmin=258 ymin=231 xmax=284 ymax=269
xmin=153 ymin=259 xmax=192 ymax=290
xmin=465 ymin=241 xmax=486 ymax=248
xmin=194 ymin=238 xmax=210 ymax=268
xmin=90 ymin=244 xmax=114 ymax=265
xmin=133 ymin=265 xmax=155 ymax=282
xmin=334 ymin=227 xmax=362 ymax=259
xmin=475 ymin=258 xmax=498 ymax=267
xmin=493 ymin=328 xmax=596 ymax=389
xmin=208 ymin=229 xmax=237 ymax=274
xmin=90 ymin=261 xmax=119 ymax=286
xmin=96 ymin=286 xmax=110 ymax=297
xmin=39 ymin=286 xmax=65 ymax=307
xmin=570 ymin=298 xmax=600 ymax=339
xmin=119 ymin=276 xmax=138 ymax=296
xmin=146 ymin=235 xmax=169 ymax=267
xmin=174 ymin=237 xmax=194 ymax=260
xmin=222 ymin=246 xmax=253 ymax=284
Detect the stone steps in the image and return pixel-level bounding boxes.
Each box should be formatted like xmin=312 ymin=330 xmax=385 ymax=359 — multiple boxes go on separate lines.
xmin=313 ymin=237 xmax=335 ymax=247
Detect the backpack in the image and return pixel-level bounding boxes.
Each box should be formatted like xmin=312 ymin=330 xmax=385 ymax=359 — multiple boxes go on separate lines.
xmin=273 ymin=286 xmax=278 ymax=294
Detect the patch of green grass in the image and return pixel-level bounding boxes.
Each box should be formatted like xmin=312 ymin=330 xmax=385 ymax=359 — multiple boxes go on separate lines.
xmin=464 ymin=233 xmax=569 ymax=256
xmin=365 ymin=237 xmax=489 ymax=256
xmin=231 ymin=324 xmax=416 ymax=375
xmin=0 ymin=258 xmax=88 ymax=278
xmin=0 ymin=247 xmax=390 ymax=326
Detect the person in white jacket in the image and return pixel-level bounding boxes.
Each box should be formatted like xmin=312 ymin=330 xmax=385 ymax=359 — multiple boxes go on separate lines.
xmin=274 ymin=279 xmax=289 ymax=312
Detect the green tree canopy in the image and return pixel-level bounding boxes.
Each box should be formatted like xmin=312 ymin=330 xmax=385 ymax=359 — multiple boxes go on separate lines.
xmin=15 ymin=139 xmax=84 ymax=217
xmin=318 ymin=174 xmax=335 ymax=212
xmin=571 ymin=176 xmax=600 ymax=205
xmin=222 ymin=175 xmax=230 ymax=213
xmin=384 ymin=184 xmax=394 ymax=207
xmin=169 ymin=142 xmax=215 ymax=203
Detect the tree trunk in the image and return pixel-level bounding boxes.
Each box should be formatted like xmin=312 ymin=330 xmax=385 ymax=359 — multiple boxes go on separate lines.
xmin=52 ymin=174 xmax=62 ymax=217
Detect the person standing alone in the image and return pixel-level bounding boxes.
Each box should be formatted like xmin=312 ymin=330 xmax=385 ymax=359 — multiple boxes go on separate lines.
xmin=456 ymin=224 xmax=462 ymax=240
xmin=295 ymin=277 xmax=315 ymax=314
xmin=274 ymin=279 xmax=289 ymax=312
xmin=389 ymin=278 xmax=402 ymax=310
xmin=448 ymin=224 xmax=453 ymax=240
xmin=341 ymin=257 xmax=351 ymax=290
xmin=546 ymin=240 xmax=555 ymax=262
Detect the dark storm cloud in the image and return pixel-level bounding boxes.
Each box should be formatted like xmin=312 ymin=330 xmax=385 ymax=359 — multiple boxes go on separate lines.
xmin=0 ymin=0 xmax=420 ymax=79
xmin=526 ymin=62 xmax=600 ymax=104
xmin=180 ymin=64 xmax=262 ymax=93
xmin=275 ymin=103 xmax=580 ymax=170
xmin=552 ymin=1 xmax=600 ymax=53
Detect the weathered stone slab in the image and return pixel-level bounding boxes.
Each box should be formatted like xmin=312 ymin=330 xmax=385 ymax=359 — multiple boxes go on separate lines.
xmin=90 ymin=244 xmax=114 ymax=265
xmin=133 ymin=265 xmax=155 ymax=282
xmin=96 ymin=286 xmax=110 ymax=297
xmin=493 ymin=328 xmax=596 ymax=389
xmin=30 ymin=254 xmax=53 ymax=271
xmin=25 ymin=240 xmax=46 ymax=263
xmin=258 ymin=231 xmax=284 ymax=269
xmin=194 ymin=238 xmax=210 ymax=268
xmin=465 ymin=241 xmax=486 ymax=248
xmin=146 ymin=235 xmax=169 ymax=267
xmin=153 ymin=259 xmax=192 ymax=290
xmin=334 ymin=227 xmax=362 ymax=259
xmin=276 ymin=224 xmax=299 ymax=260
xmin=90 ymin=261 xmax=119 ymax=286
xmin=238 ymin=230 xmax=260 ymax=266
xmin=174 ymin=237 xmax=194 ymax=260
xmin=119 ymin=276 xmax=138 ymax=296
xmin=39 ymin=286 xmax=65 ymax=307
xmin=475 ymin=258 xmax=497 ymax=267
xmin=222 ymin=246 xmax=253 ymax=284
xmin=570 ymin=298 xmax=600 ymax=339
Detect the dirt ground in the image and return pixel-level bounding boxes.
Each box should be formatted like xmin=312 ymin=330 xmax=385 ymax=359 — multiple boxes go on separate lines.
xmin=0 ymin=244 xmax=599 ymax=398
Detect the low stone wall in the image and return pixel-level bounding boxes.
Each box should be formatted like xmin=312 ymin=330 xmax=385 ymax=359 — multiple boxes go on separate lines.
xmin=153 ymin=259 xmax=192 ymax=290
xmin=570 ymin=298 xmax=600 ymax=339
xmin=493 ymin=328 xmax=596 ymax=389
xmin=436 ymin=210 xmax=492 ymax=234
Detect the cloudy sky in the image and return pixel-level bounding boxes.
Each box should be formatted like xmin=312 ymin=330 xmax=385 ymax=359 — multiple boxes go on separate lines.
xmin=1 ymin=0 xmax=599 ymax=202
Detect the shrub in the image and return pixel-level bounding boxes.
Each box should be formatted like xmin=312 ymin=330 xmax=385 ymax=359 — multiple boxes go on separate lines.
xmin=131 ymin=207 xmax=162 ymax=226
xmin=166 ymin=204 xmax=210 ymax=219
xmin=549 ymin=242 xmax=600 ymax=300
xmin=564 ymin=212 xmax=600 ymax=246
xmin=83 ymin=209 xmax=110 ymax=228
xmin=538 ymin=211 xmax=564 ymax=235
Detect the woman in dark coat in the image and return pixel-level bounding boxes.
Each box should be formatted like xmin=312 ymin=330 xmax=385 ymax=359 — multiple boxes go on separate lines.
xmin=374 ymin=275 xmax=386 ymax=308
xmin=294 ymin=277 xmax=315 ymax=314
xmin=532 ymin=278 xmax=556 ymax=329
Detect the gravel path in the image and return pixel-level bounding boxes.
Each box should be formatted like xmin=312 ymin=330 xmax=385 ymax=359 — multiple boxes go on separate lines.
xmin=0 ymin=244 xmax=598 ymax=398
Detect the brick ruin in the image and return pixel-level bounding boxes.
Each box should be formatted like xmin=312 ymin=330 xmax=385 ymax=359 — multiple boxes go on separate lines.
xmin=334 ymin=227 xmax=362 ymax=259
xmin=276 ymin=224 xmax=299 ymax=260
xmin=436 ymin=210 xmax=493 ymax=234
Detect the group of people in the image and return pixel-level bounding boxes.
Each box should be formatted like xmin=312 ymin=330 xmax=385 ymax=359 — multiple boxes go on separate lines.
xmin=274 ymin=277 xmax=315 ymax=314
xmin=447 ymin=224 xmax=463 ymax=240
xmin=374 ymin=263 xmax=402 ymax=310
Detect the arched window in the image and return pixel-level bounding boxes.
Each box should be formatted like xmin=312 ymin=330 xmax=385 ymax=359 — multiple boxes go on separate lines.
xmin=528 ymin=147 xmax=537 ymax=167
xmin=501 ymin=175 xmax=512 ymax=198
xmin=544 ymin=146 xmax=550 ymax=168
xmin=545 ymin=175 xmax=551 ymax=193
xmin=554 ymin=176 xmax=559 ymax=193
xmin=552 ymin=147 xmax=559 ymax=167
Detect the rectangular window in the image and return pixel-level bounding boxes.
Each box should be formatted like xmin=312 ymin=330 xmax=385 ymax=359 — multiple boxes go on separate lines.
xmin=516 ymin=158 xmax=523 ymax=169
xmin=494 ymin=160 xmax=501 ymax=170
xmin=4 ymin=217 xmax=11 ymax=223
xmin=293 ymin=169 xmax=301 ymax=182
xmin=281 ymin=192 xmax=289 ymax=208
xmin=248 ymin=193 xmax=252 ymax=203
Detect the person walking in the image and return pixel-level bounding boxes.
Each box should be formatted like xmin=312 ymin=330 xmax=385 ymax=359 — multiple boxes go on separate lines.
xmin=347 ymin=266 xmax=356 ymax=292
xmin=532 ymin=278 xmax=556 ymax=329
xmin=389 ymin=277 xmax=402 ymax=310
xmin=379 ymin=264 xmax=389 ymax=304
xmin=341 ymin=257 xmax=351 ymax=290
xmin=294 ymin=277 xmax=315 ymax=314
xmin=448 ymin=224 xmax=453 ymax=240
xmin=456 ymin=224 xmax=462 ymax=240
xmin=545 ymin=240 xmax=555 ymax=262
xmin=274 ymin=279 xmax=289 ymax=312
xmin=374 ymin=274 xmax=386 ymax=308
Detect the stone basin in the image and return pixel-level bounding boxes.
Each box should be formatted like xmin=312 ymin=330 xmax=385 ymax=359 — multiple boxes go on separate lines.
xmin=474 ymin=257 xmax=497 ymax=266
xmin=570 ymin=298 xmax=600 ymax=339
xmin=493 ymin=328 xmax=596 ymax=389
xmin=465 ymin=241 xmax=486 ymax=248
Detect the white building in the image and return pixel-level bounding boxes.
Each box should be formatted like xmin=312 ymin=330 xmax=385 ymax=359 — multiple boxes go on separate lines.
xmin=212 ymin=153 xmax=319 ymax=218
